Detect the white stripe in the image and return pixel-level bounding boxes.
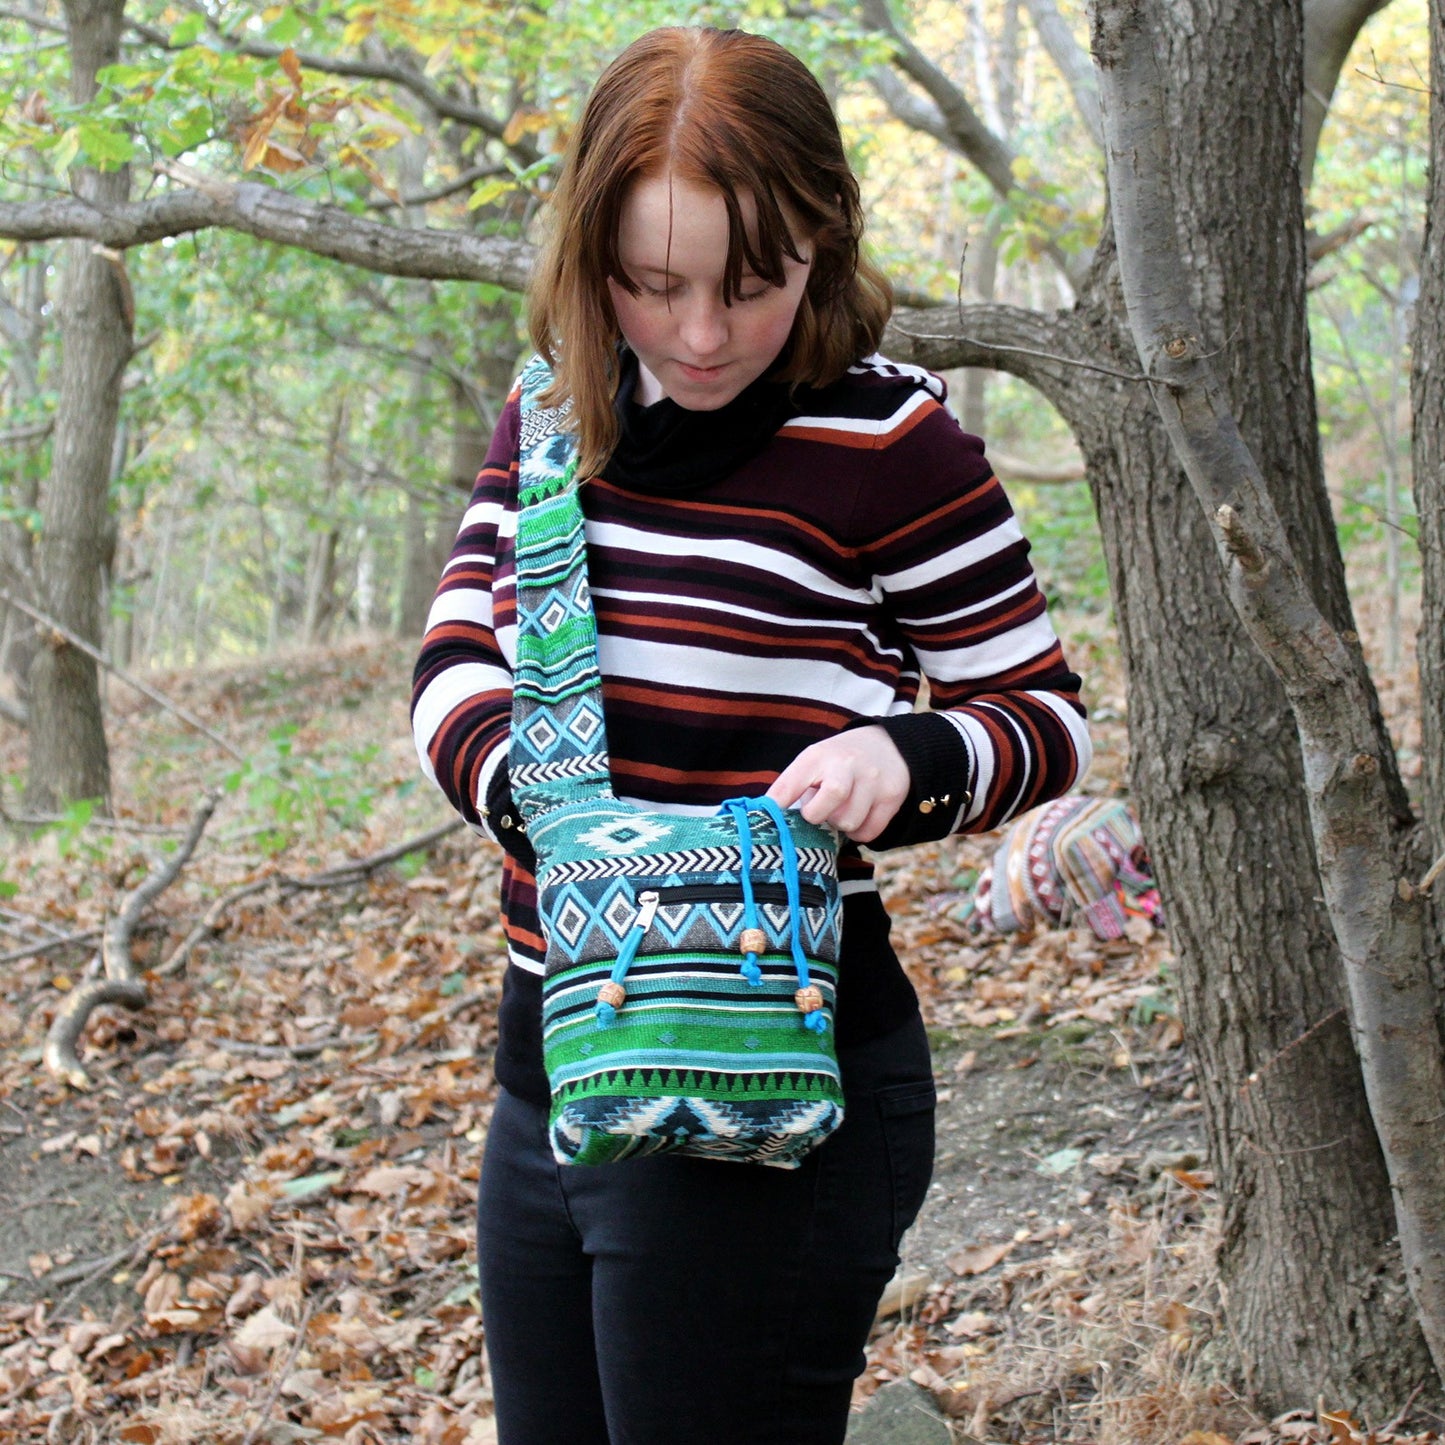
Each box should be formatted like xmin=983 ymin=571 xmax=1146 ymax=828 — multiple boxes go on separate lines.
xmin=585 ymin=519 xmax=871 ymax=608
xmin=893 ymin=574 xmax=1034 ymax=628
xmin=1029 ymin=689 xmax=1093 ymax=784
xmin=876 ymin=515 xmax=1025 ymax=594
xmin=475 ymin=743 xmax=508 ymax=843
xmin=942 ymin=711 xmax=996 ymax=827
xmin=597 ymin=635 xmax=896 ymax=711
xmin=591 ymin=585 xmax=878 ymax=637
xmin=914 ymin=613 xmax=1062 ymax=683
xmin=850 ymin=354 xmax=947 ymax=398
xmin=424 ymin=584 xmax=494 ymax=632
xmin=412 ymin=662 xmax=511 ymax=772
xmin=783 ymin=387 xmax=934 ymax=439
xmin=462 ymin=499 xmax=514 ymax=540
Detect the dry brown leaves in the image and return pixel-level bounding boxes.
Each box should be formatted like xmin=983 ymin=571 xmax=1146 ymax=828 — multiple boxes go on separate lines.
xmin=0 ymin=633 xmax=1437 ymax=1444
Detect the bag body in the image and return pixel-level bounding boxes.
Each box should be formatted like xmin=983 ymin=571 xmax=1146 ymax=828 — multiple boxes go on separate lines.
xmin=508 ymin=355 xmax=845 ymax=1168
xmin=534 ymin=797 xmax=844 ymax=1167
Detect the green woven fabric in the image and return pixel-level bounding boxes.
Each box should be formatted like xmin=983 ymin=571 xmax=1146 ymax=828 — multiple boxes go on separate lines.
xmin=508 ymin=356 xmax=845 ymax=1167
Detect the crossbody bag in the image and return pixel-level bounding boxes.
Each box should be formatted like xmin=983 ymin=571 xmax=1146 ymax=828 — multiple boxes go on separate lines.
xmin=508 ymin=355 xmax=846 ymax=1168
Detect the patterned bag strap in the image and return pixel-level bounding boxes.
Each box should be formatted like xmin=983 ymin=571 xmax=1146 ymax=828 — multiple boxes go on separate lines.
xmin=510 ymin=355 xmax=614 ymax=821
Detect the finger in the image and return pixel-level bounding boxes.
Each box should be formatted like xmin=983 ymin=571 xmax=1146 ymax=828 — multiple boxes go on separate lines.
xmin=765 ymin=760 xmax=818 ymax=809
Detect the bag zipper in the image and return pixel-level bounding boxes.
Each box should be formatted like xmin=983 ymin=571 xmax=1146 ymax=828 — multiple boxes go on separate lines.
xmin=645 ymin=881 xmax=829 ymax=910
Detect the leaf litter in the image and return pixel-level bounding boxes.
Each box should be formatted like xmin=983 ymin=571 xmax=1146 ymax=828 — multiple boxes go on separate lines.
xmin=0 ymin=635 xmax=1436 ymax=1443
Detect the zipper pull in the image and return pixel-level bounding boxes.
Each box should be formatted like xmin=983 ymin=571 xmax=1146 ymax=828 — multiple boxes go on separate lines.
xmin=633 ymin=890 xmax=660 ymax=931
xmin=597 ymin=890 xmax=659 ymax=1029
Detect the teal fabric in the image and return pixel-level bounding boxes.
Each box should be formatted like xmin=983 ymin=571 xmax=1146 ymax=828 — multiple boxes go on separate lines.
xmin=510 ymin=356 xmax=845 ymax=1168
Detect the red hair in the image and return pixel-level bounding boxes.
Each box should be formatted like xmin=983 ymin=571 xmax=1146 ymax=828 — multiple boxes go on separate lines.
xmin=529 ymin=26 xmax=892 ymax=475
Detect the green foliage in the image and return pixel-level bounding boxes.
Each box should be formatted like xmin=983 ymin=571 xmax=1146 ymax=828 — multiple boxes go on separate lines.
xmin=224 ymin=725 xmax=385 ymax=853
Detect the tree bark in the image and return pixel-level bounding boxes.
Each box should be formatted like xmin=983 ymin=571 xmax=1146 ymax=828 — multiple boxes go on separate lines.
xmin=1413 ymin=0 xmax=1445 ymax=1000
xmin=1073 ymin=0 xmax=1428 ymax=1407
xmin=1093 ymin=0 xmax=1445 ymax=1381
xmin=25 ymin=0 xmax=131 ymax=813
xmin=885 ymin=0 xmax=1431 ymax=1410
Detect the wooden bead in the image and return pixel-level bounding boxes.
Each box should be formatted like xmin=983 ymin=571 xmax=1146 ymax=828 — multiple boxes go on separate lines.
xmin=795 ymin=985 xmax=824 ymax=1014
xmin=597 ymin=981 xmax=626 ymax=1009
xmin=739 ymin=928 xmax=767 ymax=956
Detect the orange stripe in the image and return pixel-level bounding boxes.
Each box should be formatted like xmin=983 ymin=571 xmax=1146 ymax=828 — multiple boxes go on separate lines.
xmin=587 ymin=479 xmax=861 ymax=558
xmin=606 ymin=682 xmax=847 ymax=728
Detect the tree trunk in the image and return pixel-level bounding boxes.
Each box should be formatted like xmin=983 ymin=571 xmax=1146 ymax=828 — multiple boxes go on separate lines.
xmin=1094 ymin=0 xmax=1445 ymax=1381
xmin=1071 ymin=0 xmax=1428 ymax=1407
xmin=1413 ymin=0 xmax=1445 ymax=1001
xmin=397 ymin=362 xmax=437 ymax=639
xmin=1071 ymin=0 xmax=1429 ymax=1407
xmin=1 ymin=244 xmax=50 ymax=703
xmin=886 ymin=0 xmax=1431 ymax=1407
xmin=302 ymin=527 xmax=341 ymax=644
xmin=25 ymin=0 xmax=131 ymax=814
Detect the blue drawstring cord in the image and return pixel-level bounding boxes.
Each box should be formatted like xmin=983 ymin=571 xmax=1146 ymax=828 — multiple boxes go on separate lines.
xmin=720 ymin=798 xmax=828 ymax=1033
xmin=729 ymin=802 xmax=764 ymax=986
xmin=595 ymin=890 xmax=659 ymax=1026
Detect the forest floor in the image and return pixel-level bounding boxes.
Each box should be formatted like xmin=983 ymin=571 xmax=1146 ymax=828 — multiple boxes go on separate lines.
xmin=0 ymin=623 xmax=1437 ymax=1444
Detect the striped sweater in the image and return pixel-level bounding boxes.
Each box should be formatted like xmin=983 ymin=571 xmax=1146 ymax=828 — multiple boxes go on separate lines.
xmin=413 ymin=354 xmax=1090 ymax=1098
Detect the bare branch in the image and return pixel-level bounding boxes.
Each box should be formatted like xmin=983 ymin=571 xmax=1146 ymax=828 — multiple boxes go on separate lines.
xmin=0 ymin=167 xmax=536 ymax=289
xmin=884 ymin=300 xmax=1130 ymax=401
xmin=0 ymin=417 xmax=52 ymax=446
xmin=858 ymin=0 xmax=1087 ymax=288
xmin=0 ymin=926 xmax=101 ymax=965
xmin=44 ymin=790 xmax=222 ymax=1088
xmin=859 ymin=0 xmax=1018 ymax=195
xmin=990 ymin=448 xmax=1086 ymax=483
xmin=1019 ymin=0 xmax=1105 ymax=147
xmin=155 ymin=818 xmax=465 ymax=978
xmin=1303 ymin=0 xmax=1396 ymax=192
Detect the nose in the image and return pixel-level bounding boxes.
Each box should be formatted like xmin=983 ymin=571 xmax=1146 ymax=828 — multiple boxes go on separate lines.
xmin=677 ymin=293 xmax=729 ymax=358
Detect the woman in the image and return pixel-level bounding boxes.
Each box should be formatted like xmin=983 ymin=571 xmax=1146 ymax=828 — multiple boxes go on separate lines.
xmin=412 ymin=26 xmax=1089 ymax=1445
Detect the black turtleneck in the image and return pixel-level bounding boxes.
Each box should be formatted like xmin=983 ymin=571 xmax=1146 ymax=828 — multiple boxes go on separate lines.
xmin=599 ymin=349 xmax=803 ymax=495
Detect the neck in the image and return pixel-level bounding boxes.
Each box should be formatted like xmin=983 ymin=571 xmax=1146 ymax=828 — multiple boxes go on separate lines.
xmin=634 ymin=360 xmax=665 ymax=407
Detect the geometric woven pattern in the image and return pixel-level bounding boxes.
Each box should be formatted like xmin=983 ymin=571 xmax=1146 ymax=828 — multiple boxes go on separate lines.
xmin=510 ymin=355 xmax=845 ymax=1170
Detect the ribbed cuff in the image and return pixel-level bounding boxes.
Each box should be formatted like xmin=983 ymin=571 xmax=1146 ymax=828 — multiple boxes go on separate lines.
xmin=844 ymin=712 xmax=974 ymax=851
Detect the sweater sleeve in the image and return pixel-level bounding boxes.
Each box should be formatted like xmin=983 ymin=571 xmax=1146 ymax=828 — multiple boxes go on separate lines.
xmin=851 ymin=406 xmax=1091 ymax=850
xmin=410 ymin=393 xmax=528 ymax=855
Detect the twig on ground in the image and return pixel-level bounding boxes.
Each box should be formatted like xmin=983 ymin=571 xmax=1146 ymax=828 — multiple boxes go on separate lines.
xmin=44 ymin=791 xmax=222 ymax=1087
xmin=0 ymin=928 xmax=102 ymax=966
xmin=213 ymin=1034 xmax=375 ymax=1060
xmin=289 ymin=818 xmax=466 ymax=888
xmin=53 ymin=1225 xmax=165 ymax=1316
xmin=155 ymin=818 xmax=465 ymax=976
xmin=153 ymin=878 xmax=273 ymax=978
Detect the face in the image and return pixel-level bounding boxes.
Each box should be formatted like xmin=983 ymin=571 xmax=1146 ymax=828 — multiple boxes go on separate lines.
xmin=606 ymin=172 xmax=813 ymax=410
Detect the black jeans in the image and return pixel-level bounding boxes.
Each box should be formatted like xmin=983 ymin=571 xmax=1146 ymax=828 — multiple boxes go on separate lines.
xmin=476 ymin=1012 xmax=936 ymax=1445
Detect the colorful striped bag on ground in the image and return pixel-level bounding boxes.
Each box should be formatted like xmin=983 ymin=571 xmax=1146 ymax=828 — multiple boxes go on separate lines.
xmin=970 ymin=796 xmax=1161 ymax=941
xmin=509 ymin=356 xmax=845 ymax=1168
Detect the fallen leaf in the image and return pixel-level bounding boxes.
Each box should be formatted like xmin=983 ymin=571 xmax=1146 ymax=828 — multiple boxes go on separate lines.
xmin=230 ymin=1304 xmax=296 ymax=1375
xmin=1038 ymin=1146 xmax=1085 ymax=1175
xmin=351 ymin=1164 xmax=430 ymax=1197
xmin=946 ymin=1239 xmax=1015 ymax=1276
xmin=873 ymin=1271 xmax=932 ymax=1320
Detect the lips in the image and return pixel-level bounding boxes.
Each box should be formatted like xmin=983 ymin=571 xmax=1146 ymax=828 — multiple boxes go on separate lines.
xmin=676 ymin=361 xmax=729 ymax=383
